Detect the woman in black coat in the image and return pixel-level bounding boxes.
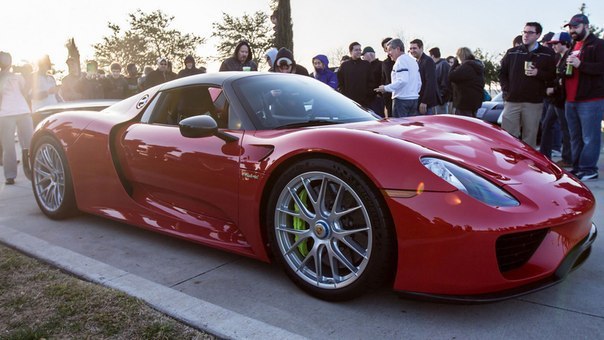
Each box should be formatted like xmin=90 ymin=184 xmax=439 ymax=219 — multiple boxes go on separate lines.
xmin=449 ymin=47 xmax=485 ymax=117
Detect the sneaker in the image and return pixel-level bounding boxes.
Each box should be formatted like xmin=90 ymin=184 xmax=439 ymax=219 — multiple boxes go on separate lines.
xmin=551 ymin=149 xmax=562 ymax=157
xmin=5 ymin=178 xmax=15 ymax=185
xmin=577 ymin=172 xmax=599 ymax=182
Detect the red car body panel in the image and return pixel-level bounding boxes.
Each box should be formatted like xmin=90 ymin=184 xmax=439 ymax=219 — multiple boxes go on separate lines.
xmin=31 ymin=74 xmax=596 ymax=300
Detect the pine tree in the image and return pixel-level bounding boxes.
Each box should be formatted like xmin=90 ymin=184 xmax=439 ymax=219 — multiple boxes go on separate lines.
xmin=272 ymin=0 xmax=293 ymax=51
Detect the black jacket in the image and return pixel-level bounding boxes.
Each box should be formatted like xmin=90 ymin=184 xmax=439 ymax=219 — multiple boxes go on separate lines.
xmin=143 ymin=69 xmax=176 ymax=90
xmin=449 ymin=59 xmax=485 ymax=111
xmin=434 ymin=59 xmax=451 ymax=104
xmin=337 ymin=58 xmax=374 ymax=107
xmin=219 ymin=41 xmax=258 ymax=72
xmin=177 ymin=63 xmax=206 ymax=78
xmin=498 ymin=43 xmax=556 ymax=103
xmin=570 ymin=33 xmax=604 ymax=101
xmin=417 ymin=53 xmax=439 ymax=108
xmin=102 ymin=75 xmax=128 ymax=99
xmin=381 ymin=56 xmax=394 ymax=85
xmin=549 ymin=51 xmax=569 ymax=108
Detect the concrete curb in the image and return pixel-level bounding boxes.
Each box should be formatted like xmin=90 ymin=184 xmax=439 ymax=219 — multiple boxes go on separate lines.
xmin=0 ymin=225 xmax=306 ymax=340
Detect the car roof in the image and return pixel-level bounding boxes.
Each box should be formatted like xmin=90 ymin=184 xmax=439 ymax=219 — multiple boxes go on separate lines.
xmin=157 ymin=72 xmax=291 ymax=91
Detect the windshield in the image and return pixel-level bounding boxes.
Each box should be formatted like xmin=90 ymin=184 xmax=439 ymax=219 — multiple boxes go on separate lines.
xmin=233 ymin=74 xmax=377 ymax=130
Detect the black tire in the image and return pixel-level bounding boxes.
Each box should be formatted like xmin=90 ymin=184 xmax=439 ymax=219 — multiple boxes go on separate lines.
xmin=266 ymin=158 xmax=395 ymax=301
xmin=31 ymin=135 xmax=78 ymax=219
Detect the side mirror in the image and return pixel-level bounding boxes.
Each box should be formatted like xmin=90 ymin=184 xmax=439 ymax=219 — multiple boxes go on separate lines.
xmin=179 ymin=115 xmax=238 ymax=143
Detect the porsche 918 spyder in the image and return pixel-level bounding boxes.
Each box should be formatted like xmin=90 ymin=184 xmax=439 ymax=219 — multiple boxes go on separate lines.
xmin=30 ymin=72 xmax=596 ymax=301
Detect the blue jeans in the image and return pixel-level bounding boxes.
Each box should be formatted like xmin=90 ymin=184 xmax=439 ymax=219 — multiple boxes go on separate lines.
xmin=392 ymin=98 xmax=419 ymax=117
xmin=434 ymin=103 xmax=449 ymax=114
xmin=415 ymin=103 xmax=436 ymax=116
xmin=565 ymin=99 xmax=604 ymax=174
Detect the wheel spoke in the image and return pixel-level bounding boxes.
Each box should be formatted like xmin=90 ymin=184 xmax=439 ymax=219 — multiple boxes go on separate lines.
xmin=295 ymin=250 xmax=313 ymax=272
xmin=277 ymin=206 xmax=300 ymax=218
xmin=276 ymin=225 xmax=309 ymax=237
xmin=330 ymin=243 xmax=359 ymax=275
xmin=333 ymin=205 xmax=362 ymax=219
xmin=314 ymin=244 xmax=325 ymax=285
xmin=288 ymin=186 xmax=314 ymax=219
xmin=334 ymin=226 xmax=369 ymax=237
xmin=338 ymin=236 xmax=368 ymax=259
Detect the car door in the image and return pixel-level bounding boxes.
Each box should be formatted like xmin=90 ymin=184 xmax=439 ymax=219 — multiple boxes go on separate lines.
xmin=117 ymin=84 xmax=243 ymax=226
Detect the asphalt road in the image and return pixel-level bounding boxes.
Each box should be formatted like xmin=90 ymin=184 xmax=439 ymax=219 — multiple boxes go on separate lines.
xmin=1 ymin=145 xmax=603 ymax=339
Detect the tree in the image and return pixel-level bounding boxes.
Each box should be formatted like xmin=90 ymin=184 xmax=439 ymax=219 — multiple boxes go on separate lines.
xmin=211 ymin=11 xmax=274 ymax=67
xmin=579 ymin=3 xmax=603 ymax=38
xmin=474 ymin=48 xmax=500 ymax=90
xmin=272 ymin=0 xmax=293 ymax=51
xmin=93 ymin=10 xmax=205 ymax=70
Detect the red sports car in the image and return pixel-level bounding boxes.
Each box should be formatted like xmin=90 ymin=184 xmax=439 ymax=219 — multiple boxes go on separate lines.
xmin=30 ymin=73 xmax=596 ymax=302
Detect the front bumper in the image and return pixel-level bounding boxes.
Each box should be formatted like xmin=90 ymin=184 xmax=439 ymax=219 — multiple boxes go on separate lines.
xmin=400 ymin=224 xmax=596 ymax=303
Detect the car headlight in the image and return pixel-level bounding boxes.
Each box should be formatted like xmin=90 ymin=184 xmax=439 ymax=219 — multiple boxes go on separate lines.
xmin=421 ymin=157 xmax=519 ymax=207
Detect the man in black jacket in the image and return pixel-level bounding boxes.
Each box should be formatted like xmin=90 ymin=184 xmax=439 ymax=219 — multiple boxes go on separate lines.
xmin=499 ymin=22 xmax=556 ymax=148
xmin=337 ymin=42 xmax=373 ymax=108
xmin=177 ymin=55 xmax=206 ymax=78
xmin=563 ymin=14 xmax=604 ymax=182
xmin=429 ymin=47 xmax=451 ymax=114
xmin=409 ymin=39 xmax=438 ymax=115
xmin=381 ymin=37 xmax=395 ymax=117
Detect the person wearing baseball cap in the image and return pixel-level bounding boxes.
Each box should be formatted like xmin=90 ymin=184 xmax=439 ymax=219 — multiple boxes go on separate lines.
xmin=272 ymin=47 xmax=309 ymax=76
xmin=541 ymin=32 xmax=573 ymax=168
xmin=362 ymin=46 xmax=385 ymax=116
xmin=563 ymin=13 xmax=604 ymax=182
xmin=564 ymin=14 xmax=589 ymax=28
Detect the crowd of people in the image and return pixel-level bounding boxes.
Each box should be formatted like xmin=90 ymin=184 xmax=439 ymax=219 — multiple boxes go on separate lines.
xmin=1 ymin=12 xmax=603 ymax=185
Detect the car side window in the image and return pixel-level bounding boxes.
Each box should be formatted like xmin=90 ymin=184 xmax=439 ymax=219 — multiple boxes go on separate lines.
xmin=145 ymin=85 xmax=232 ymax=127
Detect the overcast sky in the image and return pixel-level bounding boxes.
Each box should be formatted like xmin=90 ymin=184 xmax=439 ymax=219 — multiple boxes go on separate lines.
xmin=1 ymin=0 xmax=602 ymax=73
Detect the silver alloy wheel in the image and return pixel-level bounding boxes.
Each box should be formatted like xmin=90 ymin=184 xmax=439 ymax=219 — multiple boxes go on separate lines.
xmin=274 ymin=171 xmax=372 ymax=289
xmin=33 ymin=143 xmax=66 ymax=212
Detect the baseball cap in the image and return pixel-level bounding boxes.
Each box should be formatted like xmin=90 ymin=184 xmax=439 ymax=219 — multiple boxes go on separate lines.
xmin=549 ymin=32 xmax=572 ymax=44
xmin=564 ymin=14 xmax=589 ymax=27
xmin=362 ymin=46 xmax=375 ymax=54
xmin=276 ymin=57 xmax=293 ymax=66
xmin=540 ymin=32 xmax=554 ymax=43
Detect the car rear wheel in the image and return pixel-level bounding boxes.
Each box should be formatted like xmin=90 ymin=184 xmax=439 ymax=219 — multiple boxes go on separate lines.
xmin=31 ymin=136 xmax=77 ymax=219
xmin=267 ymin=158 xmax=395 ymax=301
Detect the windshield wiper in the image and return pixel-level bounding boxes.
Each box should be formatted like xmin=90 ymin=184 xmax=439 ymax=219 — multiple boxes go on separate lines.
xmin=275 ymin=119 xmax=342 ymax=129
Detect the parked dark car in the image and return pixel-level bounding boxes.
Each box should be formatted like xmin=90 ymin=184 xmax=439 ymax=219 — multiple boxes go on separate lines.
xmin=476 ymin=92 xmax=503 ymax=125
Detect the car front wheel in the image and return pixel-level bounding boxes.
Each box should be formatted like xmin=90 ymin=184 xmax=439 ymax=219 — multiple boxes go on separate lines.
xmin=267 ymin=158 xmax=395 ymax=301
xmin=31 ymin=136 xmax=77 ymax=219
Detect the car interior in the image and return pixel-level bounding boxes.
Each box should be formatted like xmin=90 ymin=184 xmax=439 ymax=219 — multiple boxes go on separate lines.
xmin=145 ymin=85 xmax=242 ymax=129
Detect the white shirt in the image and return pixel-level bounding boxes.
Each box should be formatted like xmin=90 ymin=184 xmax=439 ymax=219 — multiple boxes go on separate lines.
xmin=31 ymin=73 xmax=59 ymax=111
xmin=0 ymin=72 xmax=31 ymax=117
xmin=384 ymin=53 xmax=421 ymax=100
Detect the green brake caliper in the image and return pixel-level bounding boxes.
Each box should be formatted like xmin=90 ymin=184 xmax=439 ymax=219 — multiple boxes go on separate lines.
xmin=293 ymin=189 xmax=309 ymax=256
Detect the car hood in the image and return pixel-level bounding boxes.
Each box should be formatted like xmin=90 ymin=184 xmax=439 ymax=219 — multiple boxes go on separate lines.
xmin=356 ymin=115 xmax=561 ymax=186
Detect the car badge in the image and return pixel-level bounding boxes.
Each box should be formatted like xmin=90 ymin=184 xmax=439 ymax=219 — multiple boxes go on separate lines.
xmin=136 ymin=94 xmax=150 ymax=109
